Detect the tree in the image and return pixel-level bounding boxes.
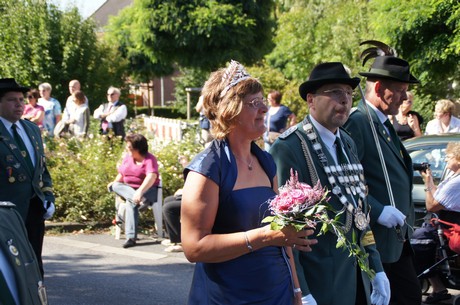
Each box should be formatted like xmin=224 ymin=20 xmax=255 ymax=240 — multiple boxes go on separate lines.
xmin=0 ymin=0 xmax=127 ymax=110
xmin=106 ymin=0 xmax=275 ymax=78
xmin=266 ymin=0 xmax=372 ymax=83
xmin=368 ymin=0 xmax=460 ymax=119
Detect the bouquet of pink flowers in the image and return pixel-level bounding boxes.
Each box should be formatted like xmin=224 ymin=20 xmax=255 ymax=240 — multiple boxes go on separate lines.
xmin=262 ymin=169 xmax=375 ymax=279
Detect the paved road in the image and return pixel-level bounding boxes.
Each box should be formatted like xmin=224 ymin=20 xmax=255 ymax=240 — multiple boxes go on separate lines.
xmin=42 ymin=228 xmax=459 ymax=305
xmin=42 ymin=230 xmax=194 ymax=305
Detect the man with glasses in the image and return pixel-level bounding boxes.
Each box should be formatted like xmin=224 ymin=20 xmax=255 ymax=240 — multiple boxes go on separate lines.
xmin=93 ymin=86 xmax=127 ymax=139
xmin=344 ymin=56 xmax=421 ymax=305
xmin=271 ymin=62 xmax=388 ymax=305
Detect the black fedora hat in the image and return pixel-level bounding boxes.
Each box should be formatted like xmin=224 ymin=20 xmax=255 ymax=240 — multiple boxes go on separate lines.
xmin=299 ymin=62 xmax=361 ymax=101
xmin=0 ymin=78 xmax=29 ymax=93
xmin=359 ymin=56 xmax=419 ymax=84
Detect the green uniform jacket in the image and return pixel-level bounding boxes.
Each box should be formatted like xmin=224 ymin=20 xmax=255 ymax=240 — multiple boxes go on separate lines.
xmin=0 ymin=119 xmax=54 ymax=220
xmin=270 ymin=120 xmax=383 ymax=305
xmin=344 ymin=101 xmax=414 ymax=263
xmin=0 ymin=201 xmax=45 ymax=304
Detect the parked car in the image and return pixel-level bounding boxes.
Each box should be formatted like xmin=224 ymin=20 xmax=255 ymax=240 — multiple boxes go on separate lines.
xmin=403 ymin=133 xmax=460 ymax=226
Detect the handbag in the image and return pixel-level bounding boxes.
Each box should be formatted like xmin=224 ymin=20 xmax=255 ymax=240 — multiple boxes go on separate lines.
xmin=267 ymin=131 xmax=282 ymax=144
xmin=264 ymin=111 xmax=283 ymax=144
xmin=431 ymin=218 xmax=460 ymax=254
xmin=53 ymin=120 xmax=69 ymax=138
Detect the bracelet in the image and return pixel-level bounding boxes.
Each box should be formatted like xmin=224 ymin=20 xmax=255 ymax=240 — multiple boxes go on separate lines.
xmin=424 ymin=186 xmax=432 ymax=192
xmin=294 ymin=287 xmax=302 ymax=294
xmin=244 ymin=231 xmax=253 ymax=252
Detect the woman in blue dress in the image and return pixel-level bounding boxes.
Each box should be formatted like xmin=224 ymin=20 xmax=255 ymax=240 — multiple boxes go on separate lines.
xmin=181 ymin=60 xmax=317 ymax=305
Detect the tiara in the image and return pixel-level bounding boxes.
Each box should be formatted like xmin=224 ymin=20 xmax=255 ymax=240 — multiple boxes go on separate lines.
xmin=220 ymin=60 xmax=251 ymax=98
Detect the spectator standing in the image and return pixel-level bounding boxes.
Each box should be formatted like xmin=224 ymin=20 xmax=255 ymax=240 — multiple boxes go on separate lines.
xmin=66 ymin=90 xmax=90 ymax=138
xmin=263 ymin=90 xmax=296 ymax=150
xmin=22 ymin=89 xmax=44 ymax=129
xmin=195 ymin=95 xmax=213 ymax=146
xmin=389 ymin=91 xmax=423 ymax=140
xmin=38 ymin=82 xmax=62 ymax=135
xmin=0 ymin=201 xmax=47 ymax=305
xmin=62 ymin=80 xmax=88 ymax=124
xmin=108 ymin=134 xmax=160 ymax=248
xmin=270 ymin=62 xmax=388 ymax=305
xmin=181 ymin=60 xmax=315 ymax=305
xmin=425 ymin=99 xmax=460 ymax=134
xmin=0 ymin=78 xmax=55 ymax=276
xmin=344 ymin=55 xmax=422 ymax=304
xmin=94 ymin=86 xmax=127 ymax=139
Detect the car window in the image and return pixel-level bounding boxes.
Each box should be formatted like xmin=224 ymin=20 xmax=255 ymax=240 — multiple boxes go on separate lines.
xmin=408 ymin=144 xmax=447 ymax=184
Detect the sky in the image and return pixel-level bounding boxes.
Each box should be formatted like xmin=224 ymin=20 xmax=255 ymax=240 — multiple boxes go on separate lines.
xmin=49 ymin=0 xmax=106 ymax=18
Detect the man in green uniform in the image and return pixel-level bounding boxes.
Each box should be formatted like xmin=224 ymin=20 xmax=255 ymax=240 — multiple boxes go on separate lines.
xmin=344 ymin=56 xmax=421 ymax=304
xmin=0 ymin=78 xmax=55 ymax=276
xmin=270 ymin=62 xmax=389 ymax=305
xmin=0 ymin=201 xmax=47 ymax=305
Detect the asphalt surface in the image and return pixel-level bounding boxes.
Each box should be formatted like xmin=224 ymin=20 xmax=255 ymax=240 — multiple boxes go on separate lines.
xmin=42 ymin=228 xmax=194 ymax=305
xmin=42 ymin=226 xmax=459 ymax=305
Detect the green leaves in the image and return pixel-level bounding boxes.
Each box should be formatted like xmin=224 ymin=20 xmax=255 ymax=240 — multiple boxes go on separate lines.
xmin=106 ymin=0 xmax=275 ymax=75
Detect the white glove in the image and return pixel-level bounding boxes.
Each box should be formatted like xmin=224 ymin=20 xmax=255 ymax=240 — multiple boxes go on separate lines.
xmin=371 ymin=271 xmax=391 ymax=305
xmin=377 ymin=206 xmax=405 ymax=228
xmin=43 ymin=201 xmax=55 ymax=220
xmin=301 ymin=294 xmax=317 ymax=305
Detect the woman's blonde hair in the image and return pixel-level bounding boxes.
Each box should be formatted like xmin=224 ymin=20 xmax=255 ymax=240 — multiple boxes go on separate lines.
xmin=446 ymin=142 xmax=460 ymax=162
xmin=435 ymin=99 xmax=455 ymax=115
xmin=201 ymin=68 xmax=263 ymax=139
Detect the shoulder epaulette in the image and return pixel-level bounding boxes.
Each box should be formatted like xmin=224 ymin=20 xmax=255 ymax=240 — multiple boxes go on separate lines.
xmin=0 ymin=201 xmax=16 ymax=208
xmin=279 ymin=125 xmax=298 ymax=139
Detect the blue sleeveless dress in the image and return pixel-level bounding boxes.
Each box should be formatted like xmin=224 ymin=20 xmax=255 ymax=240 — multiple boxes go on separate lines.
xmin=185 ymin=140 xmax=294 ymax=305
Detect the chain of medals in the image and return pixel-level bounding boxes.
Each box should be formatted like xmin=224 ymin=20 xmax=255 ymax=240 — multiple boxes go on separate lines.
xmin=301 ymin=116 xmax=369 ymax=231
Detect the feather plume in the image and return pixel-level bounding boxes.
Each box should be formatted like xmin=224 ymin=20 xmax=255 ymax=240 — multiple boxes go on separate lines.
xmin=359 ymin=40 xmax=398 ymax=66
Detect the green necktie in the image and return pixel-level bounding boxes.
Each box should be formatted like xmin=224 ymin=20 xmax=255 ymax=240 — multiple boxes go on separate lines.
xmin=335 ymin=137 xmax=348 ymax=165
xmin=383 ymin=119 xmax=401 ymax=151
xmin=0 ymin=270 xmax=16 ymax=305
xmin=11 ymin=124 xmax=34 ymax=171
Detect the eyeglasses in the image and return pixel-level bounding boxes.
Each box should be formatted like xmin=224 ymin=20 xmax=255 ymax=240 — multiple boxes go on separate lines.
xmin=27 ymin=95 xmax=34 ymax=99
xmin=318 ymin=88 xmax=355 ymax=99
xmin=245 ymin=97 xmax=268 ymax=109
xmin=107 ymin=93 xmax=115 ymax=96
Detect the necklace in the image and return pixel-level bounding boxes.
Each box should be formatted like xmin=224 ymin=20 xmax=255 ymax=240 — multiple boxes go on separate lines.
xmin=235 ymin=155 xmax=254 ymax=170
xmin=301 ymin=116 xmax=369 ymax=231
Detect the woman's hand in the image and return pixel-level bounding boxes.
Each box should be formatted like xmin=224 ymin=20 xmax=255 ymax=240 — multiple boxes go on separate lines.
xmin=133 ymin=189 xmax=143 ymax=204
xmin=262 ymin=225 xmax=318 ymax=252
xmin=407 ymin=114 xmax=422 ymax=136
xmin=420 ymin=167 xmax=433 ymax=182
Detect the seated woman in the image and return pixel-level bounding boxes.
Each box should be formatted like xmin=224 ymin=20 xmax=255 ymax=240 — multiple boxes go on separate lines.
xmin=412 ymin=142 xmax=460 ymax=304
xmin=108 ymin=134 xmax=160 ymax=248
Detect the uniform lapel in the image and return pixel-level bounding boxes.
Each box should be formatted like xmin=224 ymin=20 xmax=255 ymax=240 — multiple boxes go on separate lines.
xmin=358 ymin=102 xmax=407 ymax=169
xmin=19 ymin=120 xmax=39 ymax=177
xmin=0 ymin=121 xmax=26 ymax=169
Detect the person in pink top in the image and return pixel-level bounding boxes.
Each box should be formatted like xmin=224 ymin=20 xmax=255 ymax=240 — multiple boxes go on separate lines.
xmin=22 ymin=89 xmax=44 ymax=129
xmin=108 ymin=133 xmax=160 ymax=248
